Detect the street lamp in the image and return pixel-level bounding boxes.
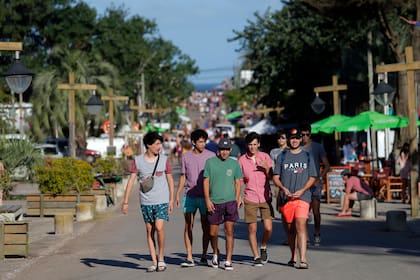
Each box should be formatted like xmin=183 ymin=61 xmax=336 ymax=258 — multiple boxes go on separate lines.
xmin=86 ymin=91 xmax=104 ymax=115
xmin=311 ymin=93 xmax=326 ymax=114
xmin=373 ymin=80 xmax=395 ymax=160
xmin=3 ymin=54 xmax=34 ymax=135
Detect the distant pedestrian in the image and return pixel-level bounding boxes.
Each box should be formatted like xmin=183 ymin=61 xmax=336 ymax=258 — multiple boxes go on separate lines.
xmin=121 ymin=131 xmax=175 ymax=272
xmin=203 ymin=138 xmax=243 ymax=270
xmin=270 ymin=129 xmax=289 ymax=166
xmin=175 ymin=129 xmax=215 ymax=267
xmin=272 ymin=128 xmax=317 ymax=269
xmin=238 ymin=132 xmax=273 ymax=266
xmin=396 ymin=143 xmax=411 ymax=203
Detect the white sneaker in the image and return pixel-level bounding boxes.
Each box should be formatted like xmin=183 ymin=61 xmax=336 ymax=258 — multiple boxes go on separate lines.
xmin=224 ymin=261 xmax=234 ymax=271
xmin=211 ymin=254 xmax=219 ymax=268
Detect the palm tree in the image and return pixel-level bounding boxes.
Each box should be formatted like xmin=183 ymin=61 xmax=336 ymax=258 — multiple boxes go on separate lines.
xmin=31 ymin=47 xmax=119 ymax=144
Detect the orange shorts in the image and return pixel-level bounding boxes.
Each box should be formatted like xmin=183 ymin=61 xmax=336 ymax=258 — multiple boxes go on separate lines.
xmin=279 ymin=199 xmax=310 ymax=224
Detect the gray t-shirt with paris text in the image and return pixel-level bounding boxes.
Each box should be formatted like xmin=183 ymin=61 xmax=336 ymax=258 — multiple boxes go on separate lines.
xmin=273 ymin=150 xmax=317 ymax=203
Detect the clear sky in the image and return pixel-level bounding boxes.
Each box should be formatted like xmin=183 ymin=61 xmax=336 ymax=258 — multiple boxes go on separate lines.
xmin=83 ymin=0 xmax=283 ymax=85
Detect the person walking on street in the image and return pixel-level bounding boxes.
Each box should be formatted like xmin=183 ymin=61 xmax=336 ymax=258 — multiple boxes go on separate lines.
xmin=397 ymin=142 xmax=411 ymax=203
xmin=175 ymin=129 xmax=215 ymax=267
xmin=273 ymin=128 xmax=317 ymax=269
xmin=238 ymin=132 xmax=273 ymax=266
xmin=121 ymin=132 xmax=175 ymax=273
xmin=203 ymin=138 xmax=243 ymax=270
xmin=300 ymin=123 xmax=330 ymax=246
xmin=270 ymin=129 xmax=289 ymax=166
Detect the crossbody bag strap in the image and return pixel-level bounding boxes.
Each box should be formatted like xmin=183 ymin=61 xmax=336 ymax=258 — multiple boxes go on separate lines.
xmin=151 ymin=154 xmax=160 ymax=176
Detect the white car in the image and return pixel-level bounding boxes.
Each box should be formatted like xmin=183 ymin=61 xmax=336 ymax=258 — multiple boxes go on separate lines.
xmin=34 ymin=144 xmax=63 ymax=158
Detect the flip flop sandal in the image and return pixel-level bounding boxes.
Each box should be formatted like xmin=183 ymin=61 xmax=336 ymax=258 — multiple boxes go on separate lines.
xmin=298 ymin=262 xmax=309 ymax=269
xmin=157 ymin=261 xmax=167 ymax=272
xmin=146 ymin=265 xmax=157 ymax=272
xmin=336 ymin=212 xmax=352 ymax=217
xmin=287 ymin=260 xmax=296 ymax=267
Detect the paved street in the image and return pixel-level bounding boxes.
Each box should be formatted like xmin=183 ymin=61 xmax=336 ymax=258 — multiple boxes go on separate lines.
xmin=1 ymin=163 xmax=420 ymax=280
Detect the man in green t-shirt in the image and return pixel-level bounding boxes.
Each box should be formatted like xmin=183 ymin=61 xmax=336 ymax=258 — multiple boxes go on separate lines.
xmin=203 ymin=138 xmax=243 ymax=271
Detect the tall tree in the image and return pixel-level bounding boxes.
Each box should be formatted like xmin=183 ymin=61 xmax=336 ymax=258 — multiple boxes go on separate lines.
xmin=301 ymin=0 xmax=420 ymax=143
xmin=231 ymin=1 xmax=374 ymax=122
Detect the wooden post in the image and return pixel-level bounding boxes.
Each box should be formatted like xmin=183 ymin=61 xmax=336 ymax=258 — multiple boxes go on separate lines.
xmin=57 ymin=72 xmax=97 ymax=158
xmin=314 ymin=75 xmax=348 ymax=164
xmin=101 ymin=89 xmax=128 ymax=153
xmin=376 ymin=46 xmax=419 ymax=217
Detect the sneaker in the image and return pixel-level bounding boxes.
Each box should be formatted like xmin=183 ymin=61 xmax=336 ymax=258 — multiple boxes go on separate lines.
xmin=199 ymin=256 xmax=207 ymax=264
xmin=180 ymin=259 xmax=195 ymax=267
xmin=224 ymin=261 xmax=234 ymax=271
xmin=253 ymin=257 xmax=263 ymax=267
xmin=211 ymin=254 xmax=219 ymax=268
xmin=314 ymin=235 xmax=321 ymax=246
xmin=260 ymin=248 xmax=268 ymax=264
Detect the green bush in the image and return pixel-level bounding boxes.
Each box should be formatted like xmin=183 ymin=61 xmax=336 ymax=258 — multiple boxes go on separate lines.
xmin=92 ymin=157 xmax=123 ymax=176
xmin=36 ymin=158 xmax=95 ymax=195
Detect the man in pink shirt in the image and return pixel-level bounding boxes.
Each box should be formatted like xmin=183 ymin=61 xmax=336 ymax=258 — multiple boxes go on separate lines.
xmin=238 ymin=132 xmax=273 ymax=267
xmin=337 ymin=170 xmax=374 ymax=217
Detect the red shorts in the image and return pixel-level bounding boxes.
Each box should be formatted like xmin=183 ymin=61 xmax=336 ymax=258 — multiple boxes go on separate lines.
xmin=279 ymin=199 xmax=310 ymax=224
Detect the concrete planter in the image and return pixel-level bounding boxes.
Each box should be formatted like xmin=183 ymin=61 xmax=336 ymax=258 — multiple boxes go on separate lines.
xmin=76 ymin=202 xmax=95 ymax=222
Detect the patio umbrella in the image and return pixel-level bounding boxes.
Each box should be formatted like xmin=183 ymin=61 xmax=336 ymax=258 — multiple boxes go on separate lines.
xmin=335 ymin=111 xmax=408 ymax=132
xmin=311 ymin=114 xmax=352 ymax=134
xmin=225 ymin=111 xmax=243 ymax=120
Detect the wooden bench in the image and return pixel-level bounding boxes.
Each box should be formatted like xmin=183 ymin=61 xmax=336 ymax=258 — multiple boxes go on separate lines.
xmin=0 ymin=222 xmax=29 ymax=259
xmin=0 ymin=205 xmax=24 ymax=221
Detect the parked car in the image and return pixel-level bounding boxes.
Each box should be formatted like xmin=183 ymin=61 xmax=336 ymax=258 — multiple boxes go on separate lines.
xmin=34 ymin=144 xmax=63 ymax=159
xmin=45 ymin=137 xmax=70 ymax=157
xmin=85 ymin=148 xmax=101 ymax=163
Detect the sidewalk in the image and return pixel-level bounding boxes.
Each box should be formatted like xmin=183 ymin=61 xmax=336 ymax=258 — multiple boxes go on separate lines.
xmin=0 ymin=183 xmax=119 ymax=280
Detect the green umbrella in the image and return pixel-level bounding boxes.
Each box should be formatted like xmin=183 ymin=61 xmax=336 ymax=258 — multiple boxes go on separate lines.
xmin=335 ymin=111 xmax=408 ymax=132
xmin=311 ymin=114 xmax=352 ymax=134
xmin=225 ymin=111 xmax=243 ymax=120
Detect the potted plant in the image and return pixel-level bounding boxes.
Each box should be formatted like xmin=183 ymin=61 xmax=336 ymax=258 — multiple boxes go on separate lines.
xmin=0 ymin=137 xmax=43 ymax=203
xmin=28 ymin=158 xmax=96 ymax=219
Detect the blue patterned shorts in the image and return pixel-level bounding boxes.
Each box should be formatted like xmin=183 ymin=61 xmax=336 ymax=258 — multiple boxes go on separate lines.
xmin=141 ymin=203 xmax=169 ymax=223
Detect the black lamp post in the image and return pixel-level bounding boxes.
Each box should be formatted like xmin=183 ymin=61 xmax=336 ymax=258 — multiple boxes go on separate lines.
xmin=3 ymin=58 xmax=34 ymax=135
xmin=86 ymin=93 xmax=104 ymax=115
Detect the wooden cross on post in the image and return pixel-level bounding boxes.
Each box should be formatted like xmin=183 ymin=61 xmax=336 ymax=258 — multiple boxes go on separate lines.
xmin=251 ymin=106 xmax=284 ymax=118
xmin=128 ymin=99 xmax=167 ymax=127
xmin=58 ymin=72 xmax=97 ymax=158
xmin=376 ymin=46 xmax=419 ymax=217
xmin=101 ymin=89 xmax=128 ymax=155
xmin=314 ymin=75 xmax=348 ymax=164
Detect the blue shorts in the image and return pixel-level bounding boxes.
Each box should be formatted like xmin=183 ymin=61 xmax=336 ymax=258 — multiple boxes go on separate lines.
xmin=183 ymin=196 xmax=207 ymax=215
xmin=207 ymin=201 xmax=239 ymax=225
xmin=141 ymin=203 xmax=169 ymax=223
